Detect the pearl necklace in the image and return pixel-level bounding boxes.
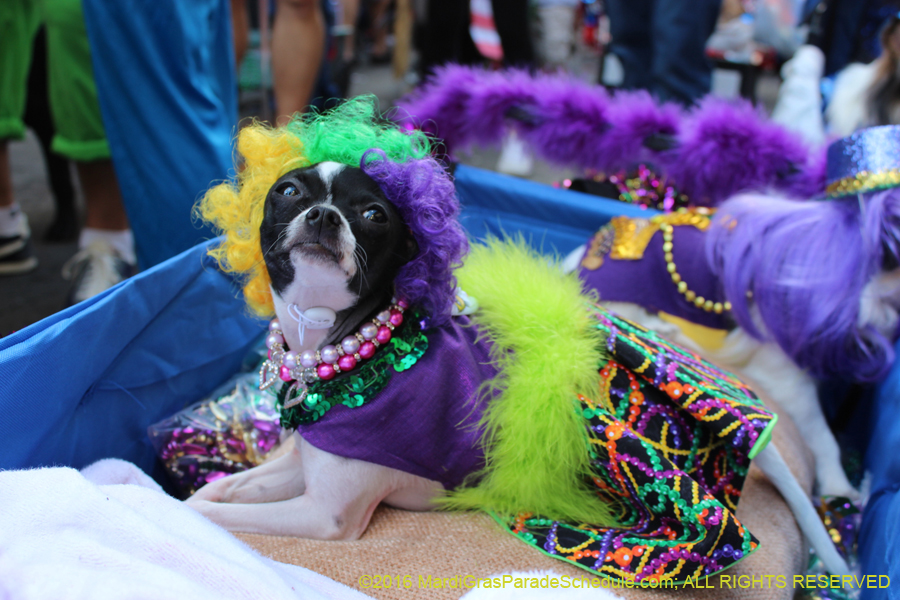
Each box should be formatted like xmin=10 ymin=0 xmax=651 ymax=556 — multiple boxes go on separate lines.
xmin=259 ymin=299 xmax=408 ymax=408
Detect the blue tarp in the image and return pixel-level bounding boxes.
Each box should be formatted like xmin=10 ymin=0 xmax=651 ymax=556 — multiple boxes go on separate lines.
xmin=454 ymin=165 xmax=653 ymax=255
xmin=0 ymin=241 xmax=264 ymax=477
xmin=859 ymin=341 xmax=900 ymax=600
xmin=82 ymin=0 xmax=237 ymax=270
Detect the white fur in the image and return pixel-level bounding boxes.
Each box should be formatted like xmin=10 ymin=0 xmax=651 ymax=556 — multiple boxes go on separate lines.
xmin=771 ymin=45 xmax=826 ymax=146
xmin=560 ymin=243 xmax=585 ymax=275
xmin=188 ymin=433 xmax=441 ymax=539
xmin=272 ymin=269 xmax=357 ymax=353
xmin=858 ymin=267 xmax=900 ymax=336
xmin=827 ymin=61 xmax=878 ymax=137
xmin=754 ymin=445 xmax=850 ymax=577
xmin=314 ymin=161 xmax=345 ymax=205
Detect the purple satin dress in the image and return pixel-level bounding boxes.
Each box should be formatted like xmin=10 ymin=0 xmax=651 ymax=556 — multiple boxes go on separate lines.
xmin=295 ymin=316 xmax=497 ymax=489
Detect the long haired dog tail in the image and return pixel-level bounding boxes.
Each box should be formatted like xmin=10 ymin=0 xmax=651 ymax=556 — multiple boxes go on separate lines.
xmin=398 ymin=65 xmax=824 ymax=206
xmin=754 ymin=445 xmax=851 ymax=578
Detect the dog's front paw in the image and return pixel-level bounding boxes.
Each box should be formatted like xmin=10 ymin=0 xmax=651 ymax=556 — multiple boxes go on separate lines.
xmin=187 ymin=478 xmax=232 ymax=503
xmin=184 ymin=498 xmax=228 ymax=527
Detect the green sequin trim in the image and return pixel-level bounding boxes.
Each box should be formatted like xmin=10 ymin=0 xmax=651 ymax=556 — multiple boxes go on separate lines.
xmin=276 ymin=308 xmax=429 ymax=428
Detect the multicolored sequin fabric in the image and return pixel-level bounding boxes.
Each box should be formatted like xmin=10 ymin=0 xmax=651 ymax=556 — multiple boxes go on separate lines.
xmin=500 ymin=307 xmax=777 ymax=585
xmin=798 ymin=496 xmax=863 ymax=600
xmin=277 ymin=308 xmax=429 ymax=428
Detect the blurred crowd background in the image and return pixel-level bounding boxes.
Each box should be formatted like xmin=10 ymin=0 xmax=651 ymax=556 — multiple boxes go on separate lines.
xmin=2 ymin=0 xmax=899 ymax=333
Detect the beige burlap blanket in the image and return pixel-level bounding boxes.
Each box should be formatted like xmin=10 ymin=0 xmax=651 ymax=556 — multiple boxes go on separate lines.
xmin=238 ymin=395 xmax=814 ymax=600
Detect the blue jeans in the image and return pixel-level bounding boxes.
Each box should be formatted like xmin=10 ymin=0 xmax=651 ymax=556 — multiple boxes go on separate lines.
xmin=605 ymin=0 xmax=722 ymax=106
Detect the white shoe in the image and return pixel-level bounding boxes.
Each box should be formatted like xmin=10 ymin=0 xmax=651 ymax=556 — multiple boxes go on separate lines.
xmin=62 ymin=240 xmax=136 ymax=306
xmin=496 ymin=130 xmax=534 ymax=177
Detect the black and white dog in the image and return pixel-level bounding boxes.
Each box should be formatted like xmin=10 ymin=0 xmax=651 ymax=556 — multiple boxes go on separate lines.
xmin=190 ymin=163 xmax=440 ymax=540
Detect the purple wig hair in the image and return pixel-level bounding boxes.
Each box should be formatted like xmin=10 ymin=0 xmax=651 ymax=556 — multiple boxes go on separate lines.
xmin=707 ymin=189 xmax=900 ymax=381
xmin=398 ymin=65 xmax=823 ymax=206
xmin=361 ymin=149 xmax=469 ymax=326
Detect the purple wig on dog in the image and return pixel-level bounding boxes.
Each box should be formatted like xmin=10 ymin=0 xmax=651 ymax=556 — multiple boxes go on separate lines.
xmin=361 ymin=149 xmax=469 ymax=326
xmin=707 ymin=190 xmax=900 ymax=381
xmin=399 ymin=65 xmax=823 ymax=206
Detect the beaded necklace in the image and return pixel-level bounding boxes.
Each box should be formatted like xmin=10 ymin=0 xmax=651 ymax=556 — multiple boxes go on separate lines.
xmin=260 ymin=299 xmax=408 ymax=409
xmin=580 ymin=209 xmax=731 ymax=315
xmin=276 ymin=306 xmax=429 ymax=427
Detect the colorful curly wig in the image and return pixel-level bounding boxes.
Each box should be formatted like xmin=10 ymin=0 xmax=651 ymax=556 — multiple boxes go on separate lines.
xmin=198 ymin=97 xmax=468 ymax=324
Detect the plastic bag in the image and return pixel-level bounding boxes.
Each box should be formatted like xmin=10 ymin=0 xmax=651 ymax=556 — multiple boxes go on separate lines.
xmin=148 ymin=372 xmax=287 ymax=497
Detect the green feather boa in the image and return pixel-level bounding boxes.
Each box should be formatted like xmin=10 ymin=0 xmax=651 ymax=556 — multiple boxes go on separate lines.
xmin=439 ymin=239 xmax=616 ymax=526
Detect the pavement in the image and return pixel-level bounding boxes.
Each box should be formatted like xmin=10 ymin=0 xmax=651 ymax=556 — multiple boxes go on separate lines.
xmin=0 ymin=51 xmax=779 ymax=336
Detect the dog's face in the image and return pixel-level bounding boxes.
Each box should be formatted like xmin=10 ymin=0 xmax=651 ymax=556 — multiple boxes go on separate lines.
xmin=260 ymin=162 xmax=417 ymax=349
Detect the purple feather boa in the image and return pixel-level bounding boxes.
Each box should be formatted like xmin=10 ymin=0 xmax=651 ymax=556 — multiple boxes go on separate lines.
xmin=707 ymin=190 xmax=900 ymax=381
xmin=398 ymin=65 xmax=824 ymax=206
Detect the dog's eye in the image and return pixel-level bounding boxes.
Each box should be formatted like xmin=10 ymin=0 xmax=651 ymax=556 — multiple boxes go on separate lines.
xmin=363 ymin=208 xmax=387 ymax=223
xmin=278 ymin=183 xmax=300 ymax=197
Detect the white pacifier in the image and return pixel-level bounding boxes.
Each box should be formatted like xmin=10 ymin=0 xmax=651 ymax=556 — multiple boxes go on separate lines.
xmin=287 ymin=304 xmax=337 ymax=345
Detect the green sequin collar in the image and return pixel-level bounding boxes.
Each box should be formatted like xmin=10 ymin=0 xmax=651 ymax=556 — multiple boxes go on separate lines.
xmin=276 ymin=307 xmax=429 ymax=428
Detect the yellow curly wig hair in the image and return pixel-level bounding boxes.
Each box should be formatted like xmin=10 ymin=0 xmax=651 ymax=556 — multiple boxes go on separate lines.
xmin=197 ymin=125 xmax=305 ymax=317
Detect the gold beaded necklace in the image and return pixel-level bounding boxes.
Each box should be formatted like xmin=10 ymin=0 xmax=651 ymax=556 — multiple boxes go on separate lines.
xmin=658 ymin=219 xmax=731 ymax=314
xmin=581 ymin=208 xmax=730 ymax=315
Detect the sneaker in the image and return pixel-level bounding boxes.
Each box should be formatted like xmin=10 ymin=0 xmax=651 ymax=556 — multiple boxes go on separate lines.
xmin=0 ymin=215 xmax=39 ymax=275
xmin=62 ymin=239 xmax=137 ymax=306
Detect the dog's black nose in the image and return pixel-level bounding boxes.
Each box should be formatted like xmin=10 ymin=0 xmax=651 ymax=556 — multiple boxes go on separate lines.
xmin=305 ymin=206 xmax=342 ymax=229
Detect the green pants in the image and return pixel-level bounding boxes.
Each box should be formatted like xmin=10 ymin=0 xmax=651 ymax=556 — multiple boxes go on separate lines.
xmin=0 ymin=0 xmax=110 ymax=161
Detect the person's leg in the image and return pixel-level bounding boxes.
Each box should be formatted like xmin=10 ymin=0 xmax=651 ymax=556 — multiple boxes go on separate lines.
xmin=417 ymin=0 xmax=471 ymax=77
xmin=368 ymin=0 xmax=393 ymax=59
xmin=77 ymin=161 xmax=127 ymax=232
xmin=0 ymin=142 xmax=11 ymax=212
xmin=649 ymin=0 xmax=721 ymax=105
xmin=604 ymin=0 xmax=654 ymax=91
xmin=340 ymin=0 xmax=360 ymax=62
xmin=0 ymin=0 xmax=41 ymax=274
xmin=490 ymin=0 xmax=536 ymax=68
xmin=43 ymin=0 xmax=135 ymax=301
xmin=272 ymin=0 xmax=326 ymax=121
xmin=231 ymin=0 xmax=250 ymax=67
xmin=538 ymin=2 xmax=577 ymax=69
xmin=23 ymin=27 xmax=79 ymax=242
xmin=0 ymin=140 xmax=38 ymax=274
